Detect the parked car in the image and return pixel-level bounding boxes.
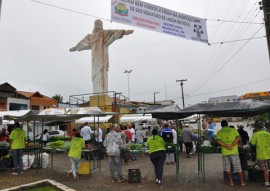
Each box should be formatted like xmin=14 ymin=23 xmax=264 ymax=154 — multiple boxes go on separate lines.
xmin=35 ymin=130 xmax=65 ymax=140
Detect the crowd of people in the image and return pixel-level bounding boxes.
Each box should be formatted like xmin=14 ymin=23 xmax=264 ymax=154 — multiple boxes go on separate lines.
xmin=0 ymin=118 xmax=269 ymax=189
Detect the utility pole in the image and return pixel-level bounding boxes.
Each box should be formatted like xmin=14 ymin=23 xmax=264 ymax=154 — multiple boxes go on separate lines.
xmin=124 ymin=70 xmax=132 ymax=100
xmin=153 ymin=92 xmax=160 ymax=104
xmin=261 ymin=0 xmax=270 ymax=61
xmin=176 ymin=79 xmax=187 ymax=108
xmin=0 ymin=0 xmax=2 ymax=21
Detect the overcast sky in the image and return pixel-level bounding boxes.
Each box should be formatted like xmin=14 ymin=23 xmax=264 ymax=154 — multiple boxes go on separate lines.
xmin=0 ymin=0 xmax=269 ymax=107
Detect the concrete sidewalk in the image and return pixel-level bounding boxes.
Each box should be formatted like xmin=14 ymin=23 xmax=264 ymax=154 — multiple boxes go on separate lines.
xmin=0 ymin=152 xmax=268 ymax=191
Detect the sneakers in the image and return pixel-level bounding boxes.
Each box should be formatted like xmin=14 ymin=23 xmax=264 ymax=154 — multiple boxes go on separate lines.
xmin=12 ymin=172 xmax=18 ymax=175
xmin=155 ymin=179 xmax=162 ymax=184
xmin=111 ymin=178 xmax=117 ymax=183
xmin=260 ymin=183 xmax=270 ymax=189
xmin=19 ymin=172 xmax=23 ymax=175
xmin=118 ymin=177 xmax=126 ymax=183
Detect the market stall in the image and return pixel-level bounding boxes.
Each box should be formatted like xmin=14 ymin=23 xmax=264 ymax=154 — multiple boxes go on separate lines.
xmin=1 ymin=107 xmax=117 ymax=173
xmin=178 ymin=99 xmax=270 ymax=182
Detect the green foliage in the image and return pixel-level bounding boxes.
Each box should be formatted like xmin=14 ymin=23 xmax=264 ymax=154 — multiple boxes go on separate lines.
xmin=49 ymin=136 xmax=70 ymax=142
xmin=130 ymin=144 xmax=142 ymax=150
xmin=210 ymin=137 xmax=219 ymax=148
xmin=52 ymin=94 xmax=63 ymax=103
xmin=49 ymin=140 xmax=64 ymax=149
xmin=27 ymin=186 xmax=60 ymax=191
xmin=200 ymin=146 xmax=221 ymax=153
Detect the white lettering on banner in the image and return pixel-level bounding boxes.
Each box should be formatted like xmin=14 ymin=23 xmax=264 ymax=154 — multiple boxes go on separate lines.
xmin=111 ymin=0 xmax=208 ymax=43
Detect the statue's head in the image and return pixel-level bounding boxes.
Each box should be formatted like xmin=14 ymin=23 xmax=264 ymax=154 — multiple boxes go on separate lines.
xmin=93 ymin=19 xmax=103 ymax=33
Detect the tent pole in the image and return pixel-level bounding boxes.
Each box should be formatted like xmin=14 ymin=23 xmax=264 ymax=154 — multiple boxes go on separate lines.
xmin=33 ymin=120 xmax=36 ymax=144
xmin=176 ymin=117 xmax=180 ymax=181
xmin=197 ymin=114 xmax=201 ymax=175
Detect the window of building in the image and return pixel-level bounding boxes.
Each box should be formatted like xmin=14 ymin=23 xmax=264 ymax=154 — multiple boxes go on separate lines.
xmin=32 ymin=105 xmax=39 ymax=110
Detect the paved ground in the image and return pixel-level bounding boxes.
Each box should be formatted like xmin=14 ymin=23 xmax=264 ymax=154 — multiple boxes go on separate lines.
xmin=0 ymin=152 xmax=268 ymax=191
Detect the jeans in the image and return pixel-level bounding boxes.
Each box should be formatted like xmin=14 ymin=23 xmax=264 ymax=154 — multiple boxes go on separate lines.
xmin=108 ymin=155 xmax=122 ymax=180
xmin=69 ymin=157 xmax=81 ymax=177
xmin=184 ymin=142 xmax=193 ymax=155
xmin=12 ymin=149 xmax=23 ymax=173
xmin=150 ymin=150 xmax=166 ymax=181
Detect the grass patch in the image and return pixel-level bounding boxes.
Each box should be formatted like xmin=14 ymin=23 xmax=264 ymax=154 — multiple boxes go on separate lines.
xmin=27 ymin=186 xmax=60 ymax=191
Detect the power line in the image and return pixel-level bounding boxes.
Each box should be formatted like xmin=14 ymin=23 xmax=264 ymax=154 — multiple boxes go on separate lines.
xmin=209 ymin=35 xmax=265 ymax=45
xmin=206 ymin=18 xmax=263 ymax=24
xmin=30 ymin=0 xmax=110 ymax=22
xmin=186 ymin=2 xmax=261 ymax=94
xmin=189 ymin=77 xmax=270 ymax=98
xmin=189 ymin=25 xmax=265 ymax=96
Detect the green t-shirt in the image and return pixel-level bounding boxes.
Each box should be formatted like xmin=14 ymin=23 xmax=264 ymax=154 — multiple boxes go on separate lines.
xmin=9 ymin=128 xmax=25 ymax=150
xmin=251 ymin=130 xmax=270 ymax=160
xmin=68 ymin=137 xmax=85 ymax=159
xmin=217 ymin=127 xmax=240 ymax=156
xmin=147 ymin=135 xmax=165 ymax=154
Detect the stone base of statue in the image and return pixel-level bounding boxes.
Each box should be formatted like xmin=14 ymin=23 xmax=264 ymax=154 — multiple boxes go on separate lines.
xmin=89 ymin=94 xmax=112 ymax=112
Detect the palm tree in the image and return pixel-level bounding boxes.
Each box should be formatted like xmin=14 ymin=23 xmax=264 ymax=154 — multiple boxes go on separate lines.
xmin=52 ymin=94 xmax=63 ymax=103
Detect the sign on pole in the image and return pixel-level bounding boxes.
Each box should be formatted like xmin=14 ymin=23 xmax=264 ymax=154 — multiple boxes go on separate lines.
xmin=111 ymin=0 xmax=208 ymax=44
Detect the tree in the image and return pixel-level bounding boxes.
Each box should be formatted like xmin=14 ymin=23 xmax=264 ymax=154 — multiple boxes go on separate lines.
xmin=52 ymin=94 xmax=63 ymax=103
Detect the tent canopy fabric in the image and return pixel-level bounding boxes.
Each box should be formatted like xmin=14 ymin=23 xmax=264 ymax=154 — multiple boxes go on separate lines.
xmin=0 ymin=110 xmax=32 ymax=117
xmin=120 ymin=114 xmax=153 ymax=122
xmin=75 ymin=115 xmax=113 ymax=123
xmin=2 ymin=107 xmax=117 ymax=122
xmin=145 ymin=104 xmax=192 ymax=119
xmin=178 ymin=99 xmax=270 ymax=117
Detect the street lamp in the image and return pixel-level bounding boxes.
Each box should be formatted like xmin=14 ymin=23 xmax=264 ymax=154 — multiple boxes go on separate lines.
xmin=153 ymin=92 xmax=160 ymax=104
xmin=176 ymin=79 xmax=187 ymax=108
xmin=124 ymin=70 xmax=132 ymax=99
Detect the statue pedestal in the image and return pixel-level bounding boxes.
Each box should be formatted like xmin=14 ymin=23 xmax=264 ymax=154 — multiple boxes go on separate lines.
xmin=89 ymin=94 xmax=112 ymax=112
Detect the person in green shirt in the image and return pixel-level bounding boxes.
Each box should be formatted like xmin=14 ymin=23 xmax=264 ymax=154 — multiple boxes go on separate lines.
xmin=216 ymin=120 xmax=246 ymax=187
xmin=147 ymin=128 xmax=166 ymax=185
xmin=67 ymin=132 xmax=85 ymax=180
xmin=250 ymin=121 xmax=270 ymax=188
xmin=9 ymin=122 xmax=25 ymax=175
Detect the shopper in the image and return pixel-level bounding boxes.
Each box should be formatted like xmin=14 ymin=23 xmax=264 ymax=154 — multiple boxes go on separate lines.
xmin=103 ymin=124 xmax=126 ymax=183
xmin=9 ymin=122 xmax=25 ymax=175
xmin=250 ymin=121 xmax=270 ymax=188
xmin=147 ymin=128 xmax=166 ymax=185
xmin=217 ymin=120 xmax=246 ymax=187
xmin=237 ymin=123 xmax=249 ymax=170
xmin=181 ymin=125 xmax=193 ymax=158
xmin=67 ymin=132 xmax=85 ymax=180
xmin=80 ymin=122 xmax=94 ymax=160
xmin=41 ymin=129 xmax=50 ymax=147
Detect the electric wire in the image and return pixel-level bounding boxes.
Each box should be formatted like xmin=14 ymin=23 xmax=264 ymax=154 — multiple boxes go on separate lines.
xmin=189 ymin=25 xmax=265 ymax=96
xmin=185 ymin=1 xmax=260 ymax=94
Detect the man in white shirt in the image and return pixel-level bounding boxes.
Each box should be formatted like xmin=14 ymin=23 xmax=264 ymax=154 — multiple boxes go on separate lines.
xmin=80 ymin=122 xmax=94 ymax=160
xmin=129 ymin=124 xmax=136 ymax=144
xmin=95 ymin=126 xmax=103 ymax=144
xmin=94 ymin=126 xmax=104 ymax=159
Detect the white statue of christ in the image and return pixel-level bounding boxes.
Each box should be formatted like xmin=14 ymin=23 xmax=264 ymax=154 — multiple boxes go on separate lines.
xmin=70 ymin=19 xmax=134 ymax=94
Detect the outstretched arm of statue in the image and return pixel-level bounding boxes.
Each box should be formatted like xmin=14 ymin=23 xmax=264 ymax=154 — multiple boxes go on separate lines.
xmin=70 ymin=35 xmax=95 ymax=52
xmin=69 ymin=41 xmax=92 ymax=52
xmin=124 ymin=30 xmax=134 ymax=35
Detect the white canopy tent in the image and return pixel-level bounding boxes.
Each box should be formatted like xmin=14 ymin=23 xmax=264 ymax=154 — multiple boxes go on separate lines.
xmin=0 ymin=110 xmax=32 ymax=125
xmin=75 ymin=115 xmax=113 ymax=123
xmin=120 ymin=114 xmax=153 ymax=122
